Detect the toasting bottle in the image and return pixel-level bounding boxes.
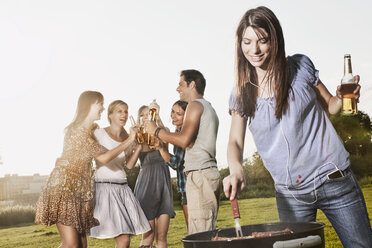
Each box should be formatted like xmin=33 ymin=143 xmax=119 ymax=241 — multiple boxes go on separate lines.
xmin=129 ymin=115 xmax=144 ymax=143
xmin=341 ymin=54 xmax=358 ymax=115
xmin=139 ymin=117 xmax=147 ymax=144
xmin=147 ymin=99 xmax=157 ymax=148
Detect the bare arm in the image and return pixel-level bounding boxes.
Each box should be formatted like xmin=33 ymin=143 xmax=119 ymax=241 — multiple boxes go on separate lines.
xmin=144 ymin=101 xmax=203 ymax=148
xmin=94 ymin=127 xmax=137 ymax=165
xmin=223 ymin=112 xmax=247 ymax=200
xmin=154 ymin=125 xmax=171 ymax=162
xmin=157 ymin=143 xmax=171 ymax=162
xmin=314 ymin=76 xmax=360 ymax=115
xmin=125 ymin=144 xmax=141 ymax=169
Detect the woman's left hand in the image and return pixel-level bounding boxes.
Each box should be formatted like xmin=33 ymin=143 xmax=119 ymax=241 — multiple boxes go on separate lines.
xmin=149 ymin=100 xmax=160 ymax=115
xmin=337 ymin=75 xmax=361 ymax=102
xmin=129 ymin=126 xmax=138 ymax=141
xmin=143 ymin=119 xmax=157 ymax=135
xmin=154 ymin=138 xmax=162 ymax=150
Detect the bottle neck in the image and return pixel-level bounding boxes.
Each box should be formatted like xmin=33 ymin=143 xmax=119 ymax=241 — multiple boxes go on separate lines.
xmin=342 ymin=56 xmax=354 ymax=84
xmin=344 ymin=57 xmax=352 ymax=75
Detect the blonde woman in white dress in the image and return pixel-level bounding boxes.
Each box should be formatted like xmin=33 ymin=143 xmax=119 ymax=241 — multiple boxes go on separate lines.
xmin=90 ymin=100 xmax=151 ymax=248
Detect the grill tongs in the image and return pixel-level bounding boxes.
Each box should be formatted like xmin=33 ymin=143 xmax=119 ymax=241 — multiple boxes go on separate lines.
xmin=230 ymin=198 xmax=243 ymax=237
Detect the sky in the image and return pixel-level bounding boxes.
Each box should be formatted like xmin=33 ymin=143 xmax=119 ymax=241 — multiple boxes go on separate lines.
xmin=0 ymin=0 xmax=371 ymax=177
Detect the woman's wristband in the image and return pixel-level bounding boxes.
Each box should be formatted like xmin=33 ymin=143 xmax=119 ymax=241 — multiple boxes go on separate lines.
xmin=155 ymin=127 xmax=163 ymax=139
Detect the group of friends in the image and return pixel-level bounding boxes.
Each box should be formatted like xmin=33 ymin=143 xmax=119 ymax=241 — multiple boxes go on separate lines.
xmin=35 ymin=6 xmax=372 ymax=248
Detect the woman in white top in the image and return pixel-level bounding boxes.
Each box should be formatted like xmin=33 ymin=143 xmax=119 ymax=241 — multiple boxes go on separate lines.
xmin=90 ymin=100 xmax=151 ymax=248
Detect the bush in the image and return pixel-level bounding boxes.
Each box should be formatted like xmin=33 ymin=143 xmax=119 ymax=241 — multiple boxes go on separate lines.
xmin=171 ymin=178 xmax=181 ymax=202
xmin=0 ymin=205 xmax=36 ymax=226
xmin=124 ymin=164 xmax=141 ymax=191
xmin=219 ymin=152 xmax=275 ymax=200
xmin=358 ymin=176 xmax=372 ymax=186
xmin=350 ymin=154 xmax=372 ymax=178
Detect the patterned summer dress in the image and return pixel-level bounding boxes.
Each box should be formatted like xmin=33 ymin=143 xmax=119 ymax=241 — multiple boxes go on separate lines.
xmin=35 ymin=125 xmax=107 ymax=234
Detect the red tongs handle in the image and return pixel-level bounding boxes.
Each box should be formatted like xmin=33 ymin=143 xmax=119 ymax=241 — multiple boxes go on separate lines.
xmin=230 ymin=198 xmax=240 ymax=219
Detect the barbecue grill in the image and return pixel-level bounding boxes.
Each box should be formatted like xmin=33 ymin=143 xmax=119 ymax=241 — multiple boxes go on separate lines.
xmin=181 ymin=222 xmax=325 ymax=248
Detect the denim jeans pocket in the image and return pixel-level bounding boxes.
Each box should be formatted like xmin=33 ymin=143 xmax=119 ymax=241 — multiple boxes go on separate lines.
xmin=321 ymin=170 xmax=357 ymax=202
xmin=324 ymin=167 xmax=352 ymax=184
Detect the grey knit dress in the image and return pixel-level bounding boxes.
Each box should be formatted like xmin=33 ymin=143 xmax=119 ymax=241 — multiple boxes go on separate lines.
xmin=134 ymin=150 xmax=176 ymax=220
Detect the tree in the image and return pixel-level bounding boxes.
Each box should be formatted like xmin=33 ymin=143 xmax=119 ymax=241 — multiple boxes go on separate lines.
xmin=219 ymin=152 xmax=275 ymax=200
xmin=330 ymin=111 xmax=372 ymax=178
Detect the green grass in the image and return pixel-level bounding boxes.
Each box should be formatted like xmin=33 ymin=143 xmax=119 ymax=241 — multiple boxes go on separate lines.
xmin=0 ymin=185 xmax=371 ymax=247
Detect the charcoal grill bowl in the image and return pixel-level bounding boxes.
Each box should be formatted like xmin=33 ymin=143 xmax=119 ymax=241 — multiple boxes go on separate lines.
xmin=181 ymin=222 xmax=325 ymax=248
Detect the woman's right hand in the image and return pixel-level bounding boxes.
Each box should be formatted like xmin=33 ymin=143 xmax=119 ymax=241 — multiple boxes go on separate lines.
xmin=149 ymin=100 xmax=160 ymax=114
xmin=223 ymin=166 xmax=246 ymax=200
xmin=128 ymin=126 xmax=138 ymax=141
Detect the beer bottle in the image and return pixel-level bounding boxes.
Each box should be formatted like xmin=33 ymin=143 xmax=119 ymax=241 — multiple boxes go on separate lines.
xmin=129 ymin=115 xmax=136 ymax=126
xmin=148 ymin=99 xmax=158 ymax=148
xmin=139 ymin=116 xmax=147 ymax=144
xmin=148 ymin=99 xmax=158 ymax=121
xmin=129 ymin=116 xmax=144 ymax=143
xmin=341 ymin=54 xmax=358 ymax=115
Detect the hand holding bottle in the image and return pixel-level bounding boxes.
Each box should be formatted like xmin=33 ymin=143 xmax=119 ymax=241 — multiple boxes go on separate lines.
xmin=129 ymin=115 xmax=145 ymax=143
xmin=128 ymin=126 xmax=138 ymax=142
xmin=149 ymin=99 xmax=160 ymax=119
xmin=338 ymin=75 xmax=360 ymax=102
xmin=143 ymin=118 xmax=157 ymax=135
xmin=340 ymin=54 xmax=361 ymax=115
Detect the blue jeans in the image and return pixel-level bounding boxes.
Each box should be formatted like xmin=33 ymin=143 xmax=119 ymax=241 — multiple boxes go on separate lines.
xmin=276 ymin=168 xmax=372 ymax=248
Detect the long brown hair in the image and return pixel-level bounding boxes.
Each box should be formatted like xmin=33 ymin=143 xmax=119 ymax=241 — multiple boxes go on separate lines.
xmin=235 ymin=6 xmax=291 ymax=119
xmin=65 ymin=91 xmax=104 ymax=132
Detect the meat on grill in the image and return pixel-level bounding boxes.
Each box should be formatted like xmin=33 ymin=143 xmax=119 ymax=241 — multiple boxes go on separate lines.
xmin=211 ymin=228 xmax=293 ymax=241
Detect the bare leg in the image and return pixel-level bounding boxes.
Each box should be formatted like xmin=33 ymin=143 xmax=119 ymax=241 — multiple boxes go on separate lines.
xmin=56 ymin=223 xmax=81 ymax=248
xmin=182 ymin=204 xmax=189 ymax=231
xmin=140 ymin=219 xmax=155 ymax=247
xmin=155 ymin=214 xmax=170 ymax=248
xmin=80 ymin=234 xmax=87 ymax=248
xmin=115 ymin=234 xmax=130 ymax=248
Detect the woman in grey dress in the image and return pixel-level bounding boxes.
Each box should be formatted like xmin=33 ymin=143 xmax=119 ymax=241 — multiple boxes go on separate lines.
xmin=134 ymin=104 xmax=175 ymax=248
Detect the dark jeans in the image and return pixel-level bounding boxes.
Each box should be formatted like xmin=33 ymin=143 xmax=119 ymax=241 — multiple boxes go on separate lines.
xmin=276 ymin=169 xmax=372 ymax=248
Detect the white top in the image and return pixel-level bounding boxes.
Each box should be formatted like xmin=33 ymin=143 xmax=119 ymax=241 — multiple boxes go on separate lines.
xmin=94 ymin=128 xmax=127 ymax=182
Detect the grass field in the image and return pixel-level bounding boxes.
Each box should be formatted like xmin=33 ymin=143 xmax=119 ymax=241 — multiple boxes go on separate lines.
xmin=0 ymin=185 xmax=371 ymax=247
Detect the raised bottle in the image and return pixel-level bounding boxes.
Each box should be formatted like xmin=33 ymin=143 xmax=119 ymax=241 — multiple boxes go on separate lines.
xmin=138 ymin=117 xmax=147 ymax=144
xmin=147 ymin=99 xmax=157 ymax=148
xmin=341 ymin=54 xmax=358 ymax=115
xmin=148 ymin=99 xmax=157 ymax=121
xmin=129 ymin=116 xmax=144 ymax=143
